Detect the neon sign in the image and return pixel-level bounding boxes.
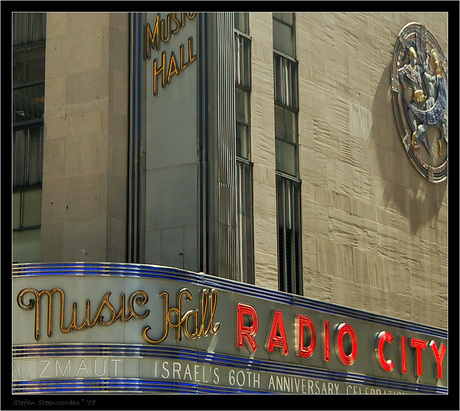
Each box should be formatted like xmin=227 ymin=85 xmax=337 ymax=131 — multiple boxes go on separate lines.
xmin=16 ymin=286 xmax=447 ymax=382
xmin=12 ymin=263 xmax=448 ymax=394
xmin=145 ymin=12 xmax=197 ymax=95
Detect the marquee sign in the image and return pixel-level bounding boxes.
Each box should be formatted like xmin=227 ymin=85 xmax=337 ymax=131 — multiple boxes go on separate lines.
xmin=391 ymin=22 xmax=448 ymax=183
xmin=12 ymin=263 xmax=447 ymax=394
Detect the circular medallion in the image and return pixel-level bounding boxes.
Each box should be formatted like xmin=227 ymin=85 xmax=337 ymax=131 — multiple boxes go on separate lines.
xmin=391 ymin=22 xmax=448 ymax=183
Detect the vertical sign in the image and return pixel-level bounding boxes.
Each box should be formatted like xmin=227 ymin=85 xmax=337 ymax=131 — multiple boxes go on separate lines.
xmin=143 ymin=13 xmax=200 ymax=271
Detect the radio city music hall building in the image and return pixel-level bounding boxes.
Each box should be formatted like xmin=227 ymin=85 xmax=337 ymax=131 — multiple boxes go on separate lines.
xmin=8 ymin=8 xmax=453 ymax=400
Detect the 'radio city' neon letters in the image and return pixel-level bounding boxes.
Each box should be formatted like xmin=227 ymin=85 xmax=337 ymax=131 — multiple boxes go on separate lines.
xmin=235 ymin=302 xmax=446 ymax=379
xmin=237 ymin=303 xmax=358 ymax=365
xmin=376 ymin=331 xmax=395 ymax=372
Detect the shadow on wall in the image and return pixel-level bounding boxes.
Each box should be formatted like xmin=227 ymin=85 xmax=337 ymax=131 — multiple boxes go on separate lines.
xmin=371 ymin=63 xmax=447 ymax=236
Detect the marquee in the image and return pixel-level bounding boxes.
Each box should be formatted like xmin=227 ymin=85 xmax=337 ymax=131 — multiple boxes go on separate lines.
xmin=12 ymin=263 xmax=448 ymax=394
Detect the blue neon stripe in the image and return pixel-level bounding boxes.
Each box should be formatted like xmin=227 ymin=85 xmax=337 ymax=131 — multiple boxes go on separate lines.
xmin=12 ymin=379 xmax=269 ymax=394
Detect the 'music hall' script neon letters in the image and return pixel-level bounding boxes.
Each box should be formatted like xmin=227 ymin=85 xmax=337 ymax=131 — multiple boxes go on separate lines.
xmin=16 ymin=287 xmax=219 ymax=345
xmin=145 ymin=12 xmax=197 ymax=95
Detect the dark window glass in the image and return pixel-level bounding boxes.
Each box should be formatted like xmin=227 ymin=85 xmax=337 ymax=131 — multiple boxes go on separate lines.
xmin=274 ymin=53 xmax=298 ymax=110
xmin=13 ymin=13 xmax=46 ymax=46
xmin=273 ymin=13 xmax=295 ymax=58
xmin=13 ymin=12 xmax=46 ymax=263
xmin=236 ymin=88 xmax=250 ymax=159
xmin=13 ymin=82 xmax=45 ymax=124
xmin=13 ymin=126 xmax=44 ymax=188
xmin=235 ymin=32 xmax=251 ymax=89
xmin=277 ymin=176 xmax=302 ymax=295
xmin=275 ymin=105 xmax=297 ymax=143
xmin=13 ymin=188 xmax=42 ymax=231
xmin=22 ymin=189 xmax=42 ymax=228
xmin=234 ymin=12 xmax=249 ymax=34
xmin=276 ymin=138 xmax=297 ymax=177
xmin=234 ymin=17 xmax=254 ymax=284
xmin=13 ymin=13 xmax=46 ymax=125
xmin=236 ymin=160 xmax=255 ymax=284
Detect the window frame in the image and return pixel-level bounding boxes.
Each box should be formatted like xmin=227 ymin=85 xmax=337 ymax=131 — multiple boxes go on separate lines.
xmin=234 ymin=12 xmax=250 ymax=35
xmin=13 ymin=41 xmax=46 ymax=126
xmin=234 ymin=30 xmax=252 ymax=91
xmin=12 ymin=12 xmax=46 ymax=263
xmin=276 ymin=173 xmax=303 ymax=295
xmin=236 ymin=158 xmax=255 ymax=284
xmin=273 ymin=52 xmax=298 ymax=110
xmin=13 ymin=124 xmax=44 ymax=189
xmin=13 ymin=187 xmax=42 ymax=232
xmin=274 ymin=54 xmax=299 ymax=177
xmin=273 ymin=12 xmax=296 ymax=58
xmin=13 ymin=13 xmax=47 ymax=46
xmin=273 ymin=12 xmax=302 ymax=294
xmin=234 ymin=14 xmax=255 ymax=284
xmin=234 ymin=26 xmax=252 ymax=160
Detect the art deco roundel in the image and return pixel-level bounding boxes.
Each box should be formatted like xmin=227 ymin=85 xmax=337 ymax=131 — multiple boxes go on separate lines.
xmin=391 ymin=22 xmax=448 ymax=183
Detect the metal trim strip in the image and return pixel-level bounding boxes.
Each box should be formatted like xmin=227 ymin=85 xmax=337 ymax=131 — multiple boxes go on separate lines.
xmin=12 ymin=379 xmax=266 ymax=394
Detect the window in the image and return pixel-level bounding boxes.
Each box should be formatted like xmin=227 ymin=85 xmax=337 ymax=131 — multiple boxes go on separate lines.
xmin=13 ymin=189 xmax=42 ymax=231
xmin=273 ymin=14 xmax=298 ymax=178
xmin=13 ymin=13 xmax=46 ymax=125
xmin=234 ymin=13 xmax=254 ymax=284
xmin=235 ymin=33 xmax=251 ymax=90
xmin=13 ymin=126 xmax=44 ymax=188
xmin=275 ymin=105 xmax=298 ymax=176
xmin=235 ymin=24 xmax=251 ymax=160
xmin=13 ymin=13 xmax=46 ymax=263
xmin=277 ymin=176 xmax=302 ymax=294
xmin=273 ymin=13 xmax=295 ymax=58
xmin=236 ymin=160 xmax=254 ymax=284
xmin=273 ymin=13 xmax=302 ymax=294
xmin=236 ymin=88 xmax=250 ymax=159
xmin=274 ymin=53 xmax=298 ymax=110
xmin=13 ymin=13 xmax=46 ymax=46
xmin=234 ymin=12 xmax=249 ymax=35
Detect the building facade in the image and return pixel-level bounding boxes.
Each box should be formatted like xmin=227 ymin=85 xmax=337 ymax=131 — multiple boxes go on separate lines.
xmin=11 ymin=11 xmax=449 ymax=396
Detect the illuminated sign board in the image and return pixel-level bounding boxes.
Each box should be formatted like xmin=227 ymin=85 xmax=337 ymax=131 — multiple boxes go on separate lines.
xmin=145 ymin=12 xmax=197 ymax=95
xmin=12 ymin=263 xmax=447 ymax=394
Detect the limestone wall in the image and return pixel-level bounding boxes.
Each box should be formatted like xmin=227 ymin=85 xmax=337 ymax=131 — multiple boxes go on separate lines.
xmin=251 ymin=12 xmax=448 ymax=328
xmin=41 ymin=13 xmax=129 ymax=262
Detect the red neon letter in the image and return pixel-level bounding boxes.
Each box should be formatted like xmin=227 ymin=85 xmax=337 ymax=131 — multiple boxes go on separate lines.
xmin=336 ymin=323 xmax=358 ymax=365
xmin=324 ymin=320 xmax=330 ymax=362
xmin=430 ymin=341 xmax=446 ymax=379
xmin=376 ymin=331 xmax=394 ymax=372
xmin=237 ymin=303 xmax=259 ymax=352
xmin=401 ymin=336 xmax=407 ymax=374
xmin=298 ymin=315 xmax=316 ymax=358
xmin=411 ymin=338 xmax=427 ymax=376
xmin=267 ymin=310 xmax=289 ymax=355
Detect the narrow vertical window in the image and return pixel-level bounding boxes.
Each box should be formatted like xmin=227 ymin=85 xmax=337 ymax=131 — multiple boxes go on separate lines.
xmin=273 ymin=13 xmax=302 ymax=295
xmin=277 ymin=176 xmax=302 ymax=294
xmin=234 ymin=13 xmax=254 ymax=284
xmin=273 ymin=13 xmax=295 ymax=58
xmin=13 ymin=13 xmax=46 ymax=263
